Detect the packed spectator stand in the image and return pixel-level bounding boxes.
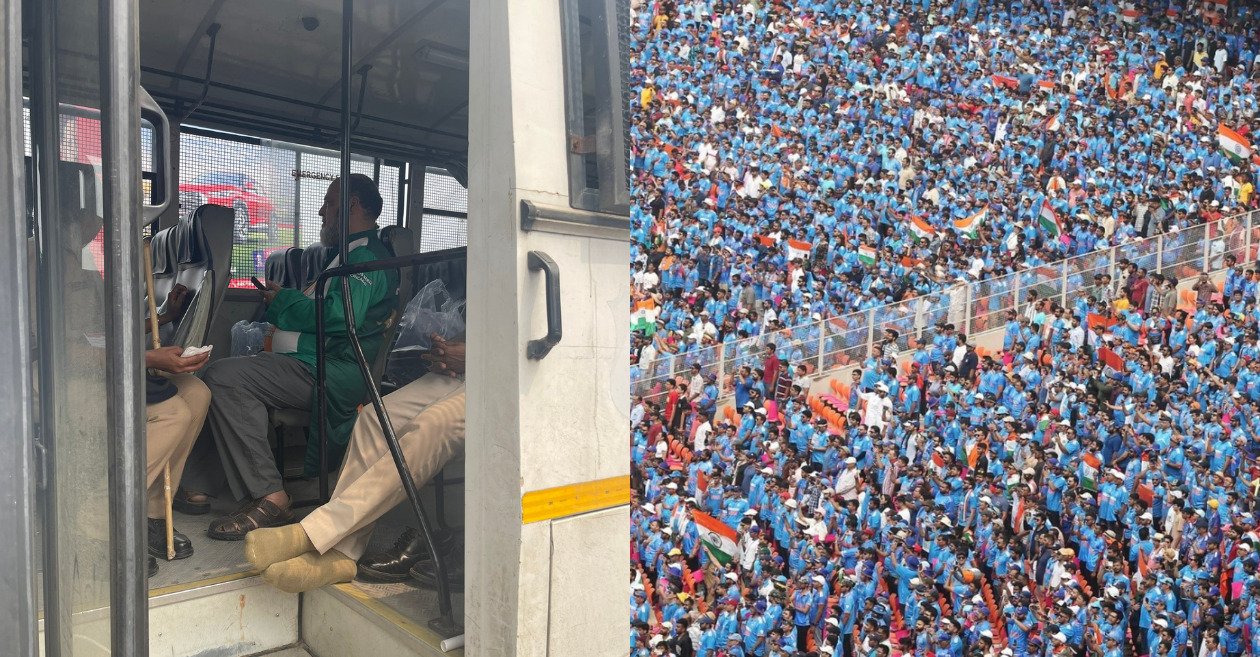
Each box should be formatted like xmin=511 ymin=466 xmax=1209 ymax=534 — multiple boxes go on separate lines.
xmin=630 ymin=0 xmax=1260 ymax=656
xmin=629 ymin=0 xmax=1260 ymax=402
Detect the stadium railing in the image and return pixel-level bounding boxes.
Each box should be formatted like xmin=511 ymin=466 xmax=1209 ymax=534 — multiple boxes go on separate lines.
xmin=631 ymin=209 xmax=1260 ymax=404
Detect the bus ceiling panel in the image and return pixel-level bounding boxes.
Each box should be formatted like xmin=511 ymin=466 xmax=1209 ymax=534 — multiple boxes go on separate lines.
xmin=143 ymin=87 xmax=467 ymax=162
xmin=138 ymin=0 xmax=469 ymax=146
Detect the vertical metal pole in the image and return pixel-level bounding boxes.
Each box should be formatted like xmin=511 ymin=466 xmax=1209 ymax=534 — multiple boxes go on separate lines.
xmin=1245 ymin=211 xmax=1253 ymax=263
xmin=29 ymin=1 xmax=68 ymax=653
xmin=333 ymin=0 xmax=456 ymax=631
xmin=293 ymin=151 xmax=302 ymax=247
xmin=866 ymin=308 xmax=875 ymax=357
xmin=1059 ymin=261 xmax=1068 ymax=307
xmin=0 ymin=0 xmax=39 ymax=652
xmin=815 ymin=320 xmax=825 ymax=373
xmin=408 ymin=162 xmax=427 ymax=237
xmin=100 ymin=0 xmax=147 ymax=653
xmin=1204 ymin=228 xmax=1212 ymax=272
xmin=1011 ymin=271 xmax=1021 ymax=316
xmin=1156 ymin=235 xmax=1164 ymax=274
xmin=964 ymin=284 xmax=973 ymax=336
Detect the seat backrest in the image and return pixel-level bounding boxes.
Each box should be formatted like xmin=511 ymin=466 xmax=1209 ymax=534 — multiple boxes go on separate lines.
xmin=148 ymin=204 xmax=233 ymax=347
xmin=299 ymin=244 xmax=334 ymax=290
xmin=265 ymin=246 xmax=305 ymax=289
xmin=371 ymin=225 xmax=415 ymax=383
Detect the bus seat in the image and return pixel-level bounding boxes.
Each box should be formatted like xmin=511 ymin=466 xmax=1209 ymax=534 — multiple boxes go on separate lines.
xmin=264 ymin=247 xmax=305 ymax=289
xmin=149 ymin=204 xmax=233 ymax=348
xmin=299 ymin=244 xmax=335 ymax=290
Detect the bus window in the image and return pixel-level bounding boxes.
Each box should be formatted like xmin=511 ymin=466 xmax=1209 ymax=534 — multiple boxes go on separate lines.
xmin=559 ymin=0 xmax=630 ymax=216
xmin=175 ymin=127 xmax=402 ymax=289
xmin=419 ymin=166 xmax=467 ymax=252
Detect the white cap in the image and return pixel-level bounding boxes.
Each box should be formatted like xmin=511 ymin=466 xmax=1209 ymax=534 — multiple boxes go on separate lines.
xmin=784 ymin=499 xmax=798 ymax=508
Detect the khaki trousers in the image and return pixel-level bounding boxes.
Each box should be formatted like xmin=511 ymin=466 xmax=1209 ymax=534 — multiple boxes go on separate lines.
xmin=301 ymin=373 xmax=466 ymax=560
xmin=146 ymin=373 xmax=212 ymax=518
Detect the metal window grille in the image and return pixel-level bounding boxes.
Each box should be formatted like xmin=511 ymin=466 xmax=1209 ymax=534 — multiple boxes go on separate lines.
xmin=178 ymin=127 xmax=401 ymax=288
xmin=419 ymin=166 xmax=467 ymax=252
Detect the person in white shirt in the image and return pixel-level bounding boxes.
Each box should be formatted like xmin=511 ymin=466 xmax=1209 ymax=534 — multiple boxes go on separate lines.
xmin=738 ymin=526 xmax=761 ymax=570
xmin=693 ymin=414 xmax=713 ymax=452
xmin=951 ymin=341 xmax=968 ymax=368
xmin=1047 ymin=547 xmax=1073 ymax=588
xmin=859 ymin=383 xmax=893 ymax=430
xmin=1067 ymin=318 xmax=1085 ymax=350
xmin=834 ymin=458 xmax=861 ymax=502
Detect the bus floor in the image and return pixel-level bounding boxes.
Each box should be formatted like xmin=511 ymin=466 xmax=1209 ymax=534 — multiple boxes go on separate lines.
xmin=147 ymin=479 xmax=466 ymax=631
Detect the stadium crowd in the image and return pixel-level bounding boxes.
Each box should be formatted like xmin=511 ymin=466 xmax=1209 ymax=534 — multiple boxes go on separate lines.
xmin=630 ymin=0 xmax=1260 ymax=656
xmin=628 ymin=0 xmax=1260 ymax=384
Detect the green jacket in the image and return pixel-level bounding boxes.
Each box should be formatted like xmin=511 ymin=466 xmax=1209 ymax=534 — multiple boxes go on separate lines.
xmin=265 ymin=230 xmax=398 ymax=475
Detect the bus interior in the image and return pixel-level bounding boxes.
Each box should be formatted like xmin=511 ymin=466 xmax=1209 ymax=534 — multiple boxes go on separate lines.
xmin=7 ymin=0 xmax=630 ymax=655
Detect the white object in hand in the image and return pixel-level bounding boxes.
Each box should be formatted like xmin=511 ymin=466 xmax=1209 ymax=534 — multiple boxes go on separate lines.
xmin=180 ymin=345 xmax=213 ymax=358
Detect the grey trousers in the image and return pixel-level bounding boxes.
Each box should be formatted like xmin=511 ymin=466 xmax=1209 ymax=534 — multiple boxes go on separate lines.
xmin=201 ymin=352 xmax=315 ymax=501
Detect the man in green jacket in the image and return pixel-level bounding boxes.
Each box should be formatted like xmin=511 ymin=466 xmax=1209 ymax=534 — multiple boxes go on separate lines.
xmin=203 ymin=174 xmax=398 ymax=541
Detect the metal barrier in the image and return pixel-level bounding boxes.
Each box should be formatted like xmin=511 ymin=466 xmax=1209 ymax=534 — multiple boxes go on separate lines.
xmin=630 ymin=210 xmax=1260 ymax=403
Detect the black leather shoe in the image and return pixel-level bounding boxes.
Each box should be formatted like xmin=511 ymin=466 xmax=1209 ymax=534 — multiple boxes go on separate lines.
xmin=148 ymin=556 xmax=158 ymax=578
xmin=408 ymin=558 xmax=464 ymax=591
xmin=357 ymin=528 xmax=460 ymax=583
xmin=148 ymin=518 xmax=194 ymax=560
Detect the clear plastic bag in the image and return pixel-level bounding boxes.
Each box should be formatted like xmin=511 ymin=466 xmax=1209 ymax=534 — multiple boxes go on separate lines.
xmin=393 ymin=279 xmax=466 ymax=352
xmin=230 ymin=320 xmax=272 ymax=357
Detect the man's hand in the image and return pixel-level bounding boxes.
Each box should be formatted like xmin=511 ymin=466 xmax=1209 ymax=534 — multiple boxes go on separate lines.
xmin=258 ymin=279 xmax=282 ymax=304
xmin=422 ymin=334 xmax=466 ymax=377
xmin=146 ymin=346 xmax=210 ymax=374
xmin=159 ymin=284 xmax=192 ymax=325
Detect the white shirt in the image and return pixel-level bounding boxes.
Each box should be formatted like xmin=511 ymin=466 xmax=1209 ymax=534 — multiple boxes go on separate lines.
xmin=952 ymin=344 xmax=967 ymax=367
xmin=835 ymin=467 xmax=861 ymax=501
xmin=860 ymin=392 xmax=892 ymax=429
xmin=739 ymin=534 xmax=759 ymax=570
xmin=694 ymin=421 xmax=712 ymax=452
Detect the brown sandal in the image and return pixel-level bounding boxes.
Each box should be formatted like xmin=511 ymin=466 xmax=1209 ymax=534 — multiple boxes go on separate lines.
xmin=207 ymin=498 xmax=294 ymax=541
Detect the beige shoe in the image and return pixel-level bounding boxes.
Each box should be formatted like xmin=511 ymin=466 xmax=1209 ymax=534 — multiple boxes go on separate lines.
xmin=262 ymin=551 xmax=357 ymax=593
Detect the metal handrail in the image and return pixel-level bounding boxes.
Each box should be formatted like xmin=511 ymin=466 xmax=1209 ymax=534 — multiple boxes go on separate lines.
xmin=632 ymin=210 xmax=1260 ymax=401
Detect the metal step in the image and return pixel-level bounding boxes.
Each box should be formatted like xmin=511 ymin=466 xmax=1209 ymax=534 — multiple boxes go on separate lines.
xmin=301 ymin=583 xmax=463 ymax=657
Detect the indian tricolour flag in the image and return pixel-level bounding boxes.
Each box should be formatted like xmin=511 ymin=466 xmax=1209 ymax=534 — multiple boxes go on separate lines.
xmin=1044 ymin=114 xmax=1061 ymax=132
xmin=991 ymin=74 xmax=1019 ymax=89
xmin=1080 ymin=452 xmax=1101 ymax=492
xmin=1039 ymin=200 xmax=1062 ymax=239
xmin=631 ymin=299 xmax=658 ymax=334
xmin=1219 ymin=125 xmax=1253 ymax=164
xmin=909 ymin=215 xmax=937 ymax=241
xmin=786 ymin=239 xmax=813 ymax=261
xmin=954 ymin=208 xmax=986 ymax=238
xmin=1119 ymin=2 xmax=1139 ymax=22
xmin=857 ymin=245 xmax=877 ymax=266
xmin=693 ymin=510 xmax=739 ymax=566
